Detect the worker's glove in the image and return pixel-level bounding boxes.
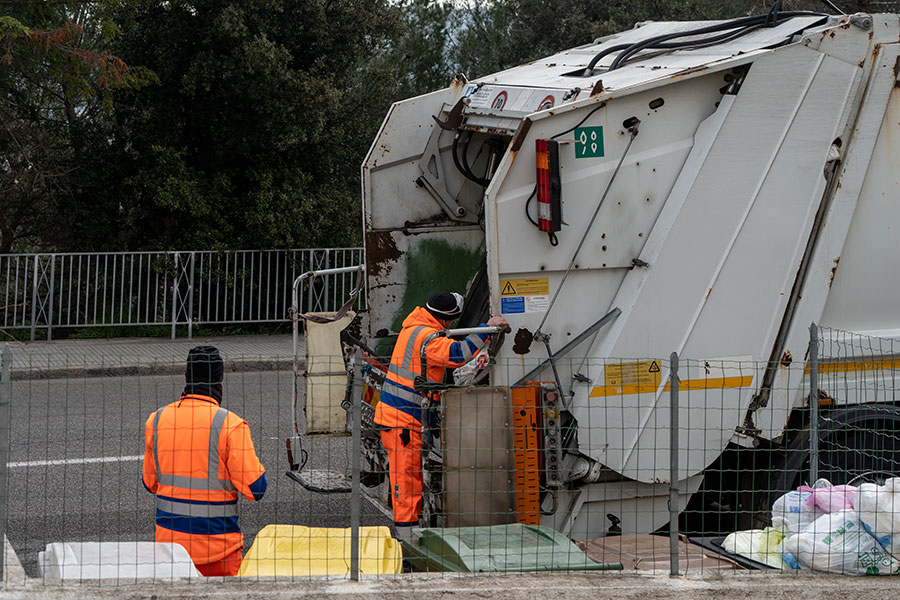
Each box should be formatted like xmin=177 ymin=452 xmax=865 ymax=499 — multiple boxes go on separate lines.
xmin=487 ymin=315 xmax=512 ymax=334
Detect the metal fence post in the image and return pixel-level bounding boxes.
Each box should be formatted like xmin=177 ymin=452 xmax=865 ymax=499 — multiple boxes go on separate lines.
xmin=29 ymin=256 xmax=38 ymax=342
xmin=0 ymin=345 xmax=12 ymax=583
xmin=349 ymin=350 xmax=363 ymax=581
xmin=669 ymin=351 xmax=680 ymax=577
xmin=809 ymin=323 xmax=819 ymax=485
xmin=47 ymin=255 xmax=55 ymax=341
xmin=171 ymin=253 xmax=178 ymax=339
xmin=187 ymin=252 xmax=195 ymax=339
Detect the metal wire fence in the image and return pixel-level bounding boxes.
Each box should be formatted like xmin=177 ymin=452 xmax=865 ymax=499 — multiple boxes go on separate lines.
xmin=0 ymin=249 xmax=365 ymax=341
xmin=1 ymin=323 xmax=900 ymax=585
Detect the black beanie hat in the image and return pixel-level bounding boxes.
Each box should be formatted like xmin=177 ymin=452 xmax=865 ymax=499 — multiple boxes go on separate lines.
xmin=425 ymin=291 xmax=464 ymax=321
xmin=183 ymin=345 xmax=224 ymax=403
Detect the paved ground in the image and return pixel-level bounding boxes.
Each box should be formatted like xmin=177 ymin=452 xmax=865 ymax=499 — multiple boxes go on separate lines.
xmin=2 ymin=334 xmax=298 ymax=379
xmin=6 ymin=571 xmax=900 ymax=599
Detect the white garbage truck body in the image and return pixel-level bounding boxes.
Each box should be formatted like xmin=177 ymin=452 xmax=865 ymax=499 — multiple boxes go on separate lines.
xmin=360 ymin=11 xmax=900 ymax=538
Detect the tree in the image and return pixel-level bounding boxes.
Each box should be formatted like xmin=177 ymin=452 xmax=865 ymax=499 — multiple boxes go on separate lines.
xmin=0 ymin=2 xmax=152 ymax=253
xmin=90 ymin=0 xmax=401 ymax=251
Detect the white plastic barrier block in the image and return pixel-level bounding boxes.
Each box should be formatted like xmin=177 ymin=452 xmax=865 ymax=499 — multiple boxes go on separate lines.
xmin=38 ymin=541 xmax=203 ymax=580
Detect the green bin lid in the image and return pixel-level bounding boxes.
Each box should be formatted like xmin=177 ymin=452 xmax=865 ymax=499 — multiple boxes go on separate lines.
xmin=402 ymin=523 xmax=622 ymax=573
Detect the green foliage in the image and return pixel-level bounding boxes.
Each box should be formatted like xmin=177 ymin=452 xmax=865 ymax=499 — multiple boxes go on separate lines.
xmin=83 ymin=0 xmax=401 ymax=251
xmin=5 ymin=0 xmax=899 ymax=254
xmin=0 ymin=1 xmax=152 ymax=253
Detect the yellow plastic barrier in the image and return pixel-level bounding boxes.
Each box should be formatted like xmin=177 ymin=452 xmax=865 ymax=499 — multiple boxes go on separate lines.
xmin=237 ymin=525 xmax=401 ymax=577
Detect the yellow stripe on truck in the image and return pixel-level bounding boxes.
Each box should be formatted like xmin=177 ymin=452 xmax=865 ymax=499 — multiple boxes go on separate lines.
xmin=589 ymin=375 xmax=753 ymax=397
xmin=805 ymin=358 xmax=900 ymax=374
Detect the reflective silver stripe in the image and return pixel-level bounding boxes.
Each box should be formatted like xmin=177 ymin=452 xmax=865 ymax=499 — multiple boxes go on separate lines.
xmin=152 ymin=409 xmax=163 ymax=483
xmin=466 ymin=333 xmax=486 ymax=350
xmin=388 ymin=363 xmax=419 ymax=382
xmin=382 ymin=380 xmax=425 ymax=406
xmin=151 ymin=403 xmax=235 ymax=492
xmin=156 ymin=496 xmax=238 ymax=518
xmin=400 ymin=326 xmax=427 ymax=370
xmin=460 ymin=334 xmax=487 ymax=361
xmin=208 ymin=408 xmax=235 ymax=491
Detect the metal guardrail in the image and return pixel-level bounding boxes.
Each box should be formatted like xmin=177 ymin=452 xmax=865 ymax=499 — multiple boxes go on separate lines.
xmin=0 ymin=249 xmax=365 ymax=340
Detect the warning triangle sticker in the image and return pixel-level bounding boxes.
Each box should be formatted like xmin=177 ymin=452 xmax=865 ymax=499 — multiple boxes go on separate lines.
xmin=501 ymin=281 xmax=517 ymax=295
xmin=648 ymin=361 xmax=660 ymax=373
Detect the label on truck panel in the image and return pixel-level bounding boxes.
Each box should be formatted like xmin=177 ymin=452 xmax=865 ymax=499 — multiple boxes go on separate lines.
xmin=605 ymin=361 xmax=662 ymax=388
xmin=500 ymin=278 xmax=549 ymax=314
xmin=589 ymin=357 xmax=755 ymax=397
xmin=575 ymin=126 xmax=604 ymax=158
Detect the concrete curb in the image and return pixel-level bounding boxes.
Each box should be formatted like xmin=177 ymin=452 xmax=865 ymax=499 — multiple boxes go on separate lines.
xmin=9 ymin=358 xmax=298 ymax=381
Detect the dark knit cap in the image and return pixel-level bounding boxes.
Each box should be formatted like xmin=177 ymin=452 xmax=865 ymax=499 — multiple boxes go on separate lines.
xmin=425 ymin=291 xmax=464 ymax=320
xmin=183 ymin=345 xmax=224 ymax=403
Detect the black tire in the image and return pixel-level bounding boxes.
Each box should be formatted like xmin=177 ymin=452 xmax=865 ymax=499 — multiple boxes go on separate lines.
xmin=772 ymin=404 xmax=900 ymax=495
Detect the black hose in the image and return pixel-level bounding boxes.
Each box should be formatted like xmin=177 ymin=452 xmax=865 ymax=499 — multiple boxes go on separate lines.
xmin=462 ymin=132 xmax=490 ymax=186
xmin=609 ymin=12 xmax=825 ymax=71
xmin=550 ymin=103 xmax=606 ymax=141
xmin=524 ymin=185 xmax=539 ymax=227
xmin=452 ymin=131 xmax=490 ymax=187
xmin=585 ymin=11 xmax=826 ymax=74
xmin=608 ymin=24 xmax=766 ymax=71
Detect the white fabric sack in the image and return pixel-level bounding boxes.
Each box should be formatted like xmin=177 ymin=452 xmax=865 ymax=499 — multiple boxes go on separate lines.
xmin=781 ymin=509 xmax=900 ymax=575
xmin=855 ymin=477 xmax=900 ymax=557
xmin=452 ymin=347 xmax=491 ymax=386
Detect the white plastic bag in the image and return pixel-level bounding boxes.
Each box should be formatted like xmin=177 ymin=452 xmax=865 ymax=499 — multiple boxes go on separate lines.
xmin=452 ymin=347 xmax=491 ymax=386
xmin=781 ymin=509 xmax=900 ymax=575
xmin=796 ymin=478 xmax=856 ymax=514
xmin=772 ymin=489 xmax=823 ymax=535
xmin=721 ymin=527 xmax=786 ymax=568
xmin=855 ymin=478 xmax=900 ymax=557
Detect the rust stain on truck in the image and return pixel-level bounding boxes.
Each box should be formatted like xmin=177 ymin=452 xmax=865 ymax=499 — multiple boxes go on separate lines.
xmin=365 ymin=230 xmax=402 ymax=278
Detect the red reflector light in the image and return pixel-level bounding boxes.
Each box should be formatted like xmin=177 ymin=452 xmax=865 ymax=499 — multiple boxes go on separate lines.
xmin=535 ymin=139 xmax=561 ymax=233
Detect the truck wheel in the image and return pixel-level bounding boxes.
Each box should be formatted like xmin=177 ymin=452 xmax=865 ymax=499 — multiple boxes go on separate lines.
xmin=772 ymin=404 xmax=900 ymax=495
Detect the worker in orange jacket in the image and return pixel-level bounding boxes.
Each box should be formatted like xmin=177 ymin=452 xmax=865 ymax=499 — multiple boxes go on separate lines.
xmin=373 ymin=291 xmax=509 ymax=540
xmin=143 ymin=346 xmax=267 ymax=577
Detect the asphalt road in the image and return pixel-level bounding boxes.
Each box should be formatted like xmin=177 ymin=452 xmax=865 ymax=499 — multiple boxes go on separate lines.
xmin=5 ymin=370 xmax=391 ymax=577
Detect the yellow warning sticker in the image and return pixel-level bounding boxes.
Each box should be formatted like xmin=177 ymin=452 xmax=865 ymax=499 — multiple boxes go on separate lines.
xmin=499 ymin=278 xmax=550 ymax=296
xmin=604 ymin=361 xmax=662 ymax=388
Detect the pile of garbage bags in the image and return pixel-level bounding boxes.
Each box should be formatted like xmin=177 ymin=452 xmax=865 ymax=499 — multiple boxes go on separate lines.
xmin=721 ymin=477 xmax=900 ymax=575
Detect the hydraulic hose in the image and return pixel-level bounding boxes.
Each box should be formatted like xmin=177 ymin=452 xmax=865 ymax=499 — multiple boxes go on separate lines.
xmin=583 ymin=11 xmax=826 ymax=74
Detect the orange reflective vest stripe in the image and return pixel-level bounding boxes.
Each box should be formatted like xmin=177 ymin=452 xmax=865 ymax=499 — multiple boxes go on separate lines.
xmin=142 ymin=395 xmax=265 ymax=566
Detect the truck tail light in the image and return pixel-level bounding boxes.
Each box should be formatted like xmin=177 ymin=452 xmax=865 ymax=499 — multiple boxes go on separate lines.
xmin=535 ymin=139 xmax=562 ymax=234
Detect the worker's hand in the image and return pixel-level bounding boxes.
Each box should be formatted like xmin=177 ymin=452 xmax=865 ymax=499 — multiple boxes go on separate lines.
xmin=487 ymin=315 xmax=511 ymax=334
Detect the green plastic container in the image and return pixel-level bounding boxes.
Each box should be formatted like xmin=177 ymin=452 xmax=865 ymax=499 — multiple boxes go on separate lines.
xmin=401 ymin=523 xmax=622 ymax=573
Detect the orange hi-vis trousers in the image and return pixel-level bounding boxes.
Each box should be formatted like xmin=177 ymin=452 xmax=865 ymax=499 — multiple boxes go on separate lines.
xmin=380 ymin=426 xmax=423 ymax=526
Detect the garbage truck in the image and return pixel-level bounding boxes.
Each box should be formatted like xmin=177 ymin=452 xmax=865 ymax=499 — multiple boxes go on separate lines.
xmin=291 ymin=9 xmax=900 ymax=541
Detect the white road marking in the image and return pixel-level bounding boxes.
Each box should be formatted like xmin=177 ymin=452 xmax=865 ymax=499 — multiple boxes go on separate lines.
xmin=7 ymin=455 xmax=144 ymax=468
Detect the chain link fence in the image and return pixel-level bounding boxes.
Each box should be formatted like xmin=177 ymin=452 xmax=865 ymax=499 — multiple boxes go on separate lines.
xmin=1 ymin=323 xmax=900 ymax=585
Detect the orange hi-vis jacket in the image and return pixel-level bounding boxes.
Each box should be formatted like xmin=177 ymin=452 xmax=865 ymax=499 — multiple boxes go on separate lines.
xmin=374 ymin=306 xmax=490 ymax=430
xmin=142 ymin=394 xmax=266 ymax=566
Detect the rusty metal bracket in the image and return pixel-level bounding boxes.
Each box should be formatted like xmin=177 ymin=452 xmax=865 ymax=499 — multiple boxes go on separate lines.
xmin=432 ymin=96 xmax=468 ymax=131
